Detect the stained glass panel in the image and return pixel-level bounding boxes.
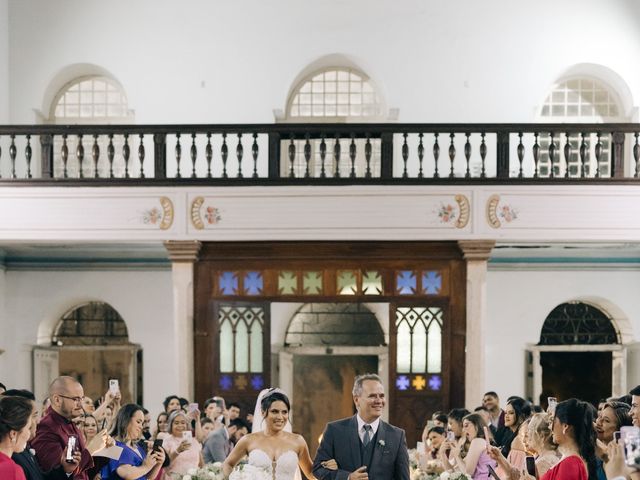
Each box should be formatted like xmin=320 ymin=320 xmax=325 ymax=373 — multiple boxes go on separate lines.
xmin=303 ymin=271 xmax=323 ymax=294
xmin=337 ymin=270 xmax=358 ymax=295
xmin=219 ymin=272 xmax=238 ymax=295
xmin=362 ymin=271 xmax=382 ymax=295
xmin=396 ymin=271 xmax=416 ymax=294
xmin=244 ymin=271 xmax=263 ymax=295
xmin=396 ymin=306 xmax=443 ymax=375
xmin=278 ymin=271 xmax=297 ymax=295
xmin=422 ymin=271 xmax=442 ymax=295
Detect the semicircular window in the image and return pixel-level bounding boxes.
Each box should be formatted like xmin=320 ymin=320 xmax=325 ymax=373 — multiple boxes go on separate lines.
xmin=539 ymin=302 xmax=619 ymax=345
xmin=285 ymin=303 xmax=385 ymax=347
xmin=53 ymin=301 xmax=129 ymax=346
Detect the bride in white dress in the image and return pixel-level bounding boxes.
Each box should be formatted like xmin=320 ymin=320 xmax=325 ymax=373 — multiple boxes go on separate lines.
xmin=222 ymin=389 xmax=336 ymax=480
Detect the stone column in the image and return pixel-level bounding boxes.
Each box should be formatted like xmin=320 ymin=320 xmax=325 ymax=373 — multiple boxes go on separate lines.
xmin=458 ymin=240 xmax=495 ymax=410
xmin=164 ymin=240 xmax=201 ymax=399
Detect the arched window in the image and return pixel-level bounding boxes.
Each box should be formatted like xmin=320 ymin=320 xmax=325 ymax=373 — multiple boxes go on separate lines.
xmin=53 ymin=301 xmax=129 ymax=346
xmin=283 ymin=68 xmax=384 ymax=177
xmin=284 ymin=303 xmax=385 ymax=346
xmin=395 ymin=306 xmax=443 ymax=374
xmin=288 ymin=68 xmax=383 ymax=119
xmin=50 ymin=76 xmax=133 ymax=178
xmin=538 ymin=77 xmax=625 ymax=177
xmin=539 ymin=301 xmax=619 ymax=345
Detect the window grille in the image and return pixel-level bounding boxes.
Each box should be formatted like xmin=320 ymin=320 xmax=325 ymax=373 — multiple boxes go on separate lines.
xmin=53 ymin=301 xmax=129 ymax=346
xmin=539 ymin=302 xmax=619 ymax=345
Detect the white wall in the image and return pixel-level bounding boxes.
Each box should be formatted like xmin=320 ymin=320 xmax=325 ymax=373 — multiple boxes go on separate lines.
xmin=0 ymin=0 xmax=8 ymax=123
xmin=0 ymin=268 xmax=174 ymax=416
xmin=485 ymin=266 xmax=640 ymax=402
xmin=6 ymin=0 xmax=640 ymax=124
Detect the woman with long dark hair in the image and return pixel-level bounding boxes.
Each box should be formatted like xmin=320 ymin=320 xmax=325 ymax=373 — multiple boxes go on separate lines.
xmin=541 ymin=398 xmax=597 ymax=480
xmin=101 ymin=403 xmax=165 ymax=480
xmin=0 ymin=395 xmax=33 ymax=479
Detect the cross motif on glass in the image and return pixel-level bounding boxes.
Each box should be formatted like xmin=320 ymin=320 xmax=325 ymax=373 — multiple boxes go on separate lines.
xmin=422 ymin=271 xmax=442 ymax=295
xmin=235 ymin=375 xmax=248 ymax=390
xmin=244 ymin=271 xmax=263 ymax=295
xmin=412 ymin=375 xmax=426 ymax=391
xmin=219 ymin=375 xmax=233 ymax=391
xmin=396 ymin=271 xmax=416 ymax=295
xmin=395 ymin=375 xmax=410 ymax=391
xmin=218 ymin=271 xmax=238 ymax=295
xmin=428 ymin=375 xmax=443 ymax=391
xmin=251 ymin=375 xmax=264 ymax=391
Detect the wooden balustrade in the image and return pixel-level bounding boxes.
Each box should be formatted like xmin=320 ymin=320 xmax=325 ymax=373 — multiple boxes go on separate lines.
xmin=0 ymin=123 xmax=639 ymax=184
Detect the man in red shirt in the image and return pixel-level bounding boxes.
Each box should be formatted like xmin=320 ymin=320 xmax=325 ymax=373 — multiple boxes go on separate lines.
xmin=32 ymin=377 xmax=109 ymax=480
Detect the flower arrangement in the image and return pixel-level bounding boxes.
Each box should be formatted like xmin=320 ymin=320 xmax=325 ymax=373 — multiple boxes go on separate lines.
xmin=439 ymin=472 xmax=472 ymax=480
xmin=407 ymin=449 xmax=439 ymax=480
xmin=180 ymin=462 xmax=224 ymax=480
xmin=228 ymin=463 xmax=271 ymax=480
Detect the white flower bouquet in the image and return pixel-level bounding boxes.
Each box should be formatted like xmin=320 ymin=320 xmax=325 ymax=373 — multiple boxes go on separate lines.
xmin=180 ymin=462 xmax=224 ymax=480
xmin=407 ymin=449 xmax=439 ymax=480
xmin=439 ymin=472 xmax=471 ymax=480
xmin=229 ymin=463 xmax=271 ymax=480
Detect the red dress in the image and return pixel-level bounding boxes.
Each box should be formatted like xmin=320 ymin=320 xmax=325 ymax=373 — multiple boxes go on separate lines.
xmin=0 ymin=451 xmax=27 ymax=480
xmin=541 ymin=455 xmax=588 ymax=480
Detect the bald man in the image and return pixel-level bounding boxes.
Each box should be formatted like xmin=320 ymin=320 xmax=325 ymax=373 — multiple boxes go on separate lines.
xmin=32 ymin=376 xmax=108 ymax=480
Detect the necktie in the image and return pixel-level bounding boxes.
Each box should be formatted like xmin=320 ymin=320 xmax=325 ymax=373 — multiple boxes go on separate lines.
xmin=363 ymin=424 xmax=372 ymax=447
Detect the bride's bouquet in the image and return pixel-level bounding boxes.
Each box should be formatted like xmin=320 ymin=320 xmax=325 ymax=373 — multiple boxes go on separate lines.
xmin=179 ymin=462 xmax=224 ymax=480
xmin=229 ymin=463 xmax=272 ymax=480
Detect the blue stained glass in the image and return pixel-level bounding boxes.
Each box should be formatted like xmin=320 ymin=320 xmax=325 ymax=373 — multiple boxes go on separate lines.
xmin=396 ymin=375 xmax=410 ymax=391
xmin=396 ymin=271 xmax=416 ymax=294
xmin=219 ymin=272 xmax=238 ymax=295
xmin=219 ymin=375 xmax=233 ymax=391
xmin=422 ymin=271 xmax=442 ymax=295
xmin=244 ymin=271 xmax=263 ymax=295
xmin=428 ymin=375 xmax=442 ymax=391
xmin=251 ymin=375 xmax=264 ymax=391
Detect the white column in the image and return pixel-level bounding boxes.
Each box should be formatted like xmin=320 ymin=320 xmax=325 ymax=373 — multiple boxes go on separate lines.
xmin=458 ymin=240 xmax=495 ymax=410
xmin=164 ymin=240 xmax=201 ymax=400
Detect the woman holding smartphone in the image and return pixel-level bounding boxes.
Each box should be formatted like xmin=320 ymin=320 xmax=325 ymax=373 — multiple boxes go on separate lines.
xmin=162 ymin=410 xmax=203 ymax=479
xmin=101 ymin=403 xmax=165 ymax=480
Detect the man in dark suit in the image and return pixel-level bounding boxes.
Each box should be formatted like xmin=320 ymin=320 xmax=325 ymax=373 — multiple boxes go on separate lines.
xmin=313 ymin=374 xmax=409 ymax=480
xmin=202 ymin=418 xmax=249 ymax=463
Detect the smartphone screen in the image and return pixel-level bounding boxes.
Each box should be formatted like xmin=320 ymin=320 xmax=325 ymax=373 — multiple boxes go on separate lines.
xmin=109 ymin=379 xmax=119 ymax=394
xmin=153 ymin=439 xmax=163 ymax=452
xmin=525 ymin=456 xmax=536 ymax=477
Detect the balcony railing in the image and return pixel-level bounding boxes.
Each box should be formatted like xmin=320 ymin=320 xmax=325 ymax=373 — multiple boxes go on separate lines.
xmin=0 ymin=123 xmax=639 ymax=184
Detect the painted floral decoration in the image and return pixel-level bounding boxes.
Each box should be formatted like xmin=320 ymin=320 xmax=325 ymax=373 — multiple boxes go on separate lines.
xmin=142 ymin=207 xmax=161 ymax=225
xmin=499 ymin=204 xmax=518 ymax=223
xmin=205 ymin=206 xmax=222 ymax=224
xmin=437 ymin=203 xmax=457 ymax=224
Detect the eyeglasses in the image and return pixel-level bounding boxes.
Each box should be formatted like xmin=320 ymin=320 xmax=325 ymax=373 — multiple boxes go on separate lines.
xmin=57 ymin=394 xmax=84 ymax=404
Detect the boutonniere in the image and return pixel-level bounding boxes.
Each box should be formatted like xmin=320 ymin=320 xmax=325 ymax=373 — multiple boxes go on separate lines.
xmin=378 ymin=439 xmax=385 ymax=447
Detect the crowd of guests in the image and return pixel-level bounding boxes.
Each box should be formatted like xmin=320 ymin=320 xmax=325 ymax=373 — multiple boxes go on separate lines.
xmin=0 ymin=378 xmax=251 ymax=480
xmin=0 ymin=378 xmax=638 ymax=480
xmin=417 ymin=388 xmax=640 ymax=480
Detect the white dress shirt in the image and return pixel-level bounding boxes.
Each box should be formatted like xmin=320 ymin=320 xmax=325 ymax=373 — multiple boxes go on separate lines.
xmin=356 ymin=414 xmax=380 ymax=444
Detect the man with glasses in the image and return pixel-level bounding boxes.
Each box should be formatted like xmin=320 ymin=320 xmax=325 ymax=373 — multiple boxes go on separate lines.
xmin=32 ymin=376 xmax=109 ymax=480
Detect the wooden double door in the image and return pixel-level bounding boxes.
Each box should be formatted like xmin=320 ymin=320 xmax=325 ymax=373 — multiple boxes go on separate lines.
xmin=193 ymin=242 xmax=467 ymax=448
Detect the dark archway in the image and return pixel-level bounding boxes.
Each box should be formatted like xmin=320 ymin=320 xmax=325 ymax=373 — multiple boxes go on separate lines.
xmin=539 ymin=302 xmax=619 ymax=406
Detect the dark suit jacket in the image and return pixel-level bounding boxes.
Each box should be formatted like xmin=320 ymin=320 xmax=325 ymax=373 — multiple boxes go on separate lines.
xmin=12 ymin=448 xmax=67 ymax=480
xmin=313 ymin=416 xmax=409 ymax=480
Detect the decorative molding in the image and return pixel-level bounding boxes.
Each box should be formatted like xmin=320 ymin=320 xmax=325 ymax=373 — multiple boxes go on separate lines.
xmin=159 ymin=197 xmax=174 ymax=230
xmin=164 ymin=240 xmax=202 ymax=263
xmin=458 ymin=240 xmax=496 ymax=261
xmin=191 ymin=196 xmax=205 ymax=230
xmin=455 ymin=195 xmax=470 ymax=229
xmin=486 ymin=194 xmax=501 ymax=229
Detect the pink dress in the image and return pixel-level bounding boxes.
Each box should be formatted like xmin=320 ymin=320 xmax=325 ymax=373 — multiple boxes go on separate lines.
xmin=162 ymin=435 xmax=202 ymax=479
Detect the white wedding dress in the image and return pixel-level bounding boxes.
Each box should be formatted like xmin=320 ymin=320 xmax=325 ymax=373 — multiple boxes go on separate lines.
xmin=248 ymin=449 xmax=300 ymax=480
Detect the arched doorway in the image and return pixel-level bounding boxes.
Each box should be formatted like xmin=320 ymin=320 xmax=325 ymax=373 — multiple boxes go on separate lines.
xmin=535 ymin=301 xmax=620 ymax=406
xmin=282 ymin=303 xmax=386 ymax=454
xmin=33 ymin=302 xmax=142 ymax=405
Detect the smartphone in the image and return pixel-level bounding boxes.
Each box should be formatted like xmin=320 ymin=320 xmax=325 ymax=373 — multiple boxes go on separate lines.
xmin=620 ymin=426 xmax=640 ymax=468
xmin=188 ymin=402 xmax=199 ymax=413
xmin=182 ymin=430 xmax=193 ymax=443
xmin=487 ymin=464 xmax=502 ymax=480
xmin=547 ymin=397 xmax=557 ymax=415
xmin=213 ymin=397 xmax=225 ymax=409
xmin=614 ymin=431 xmax=621 ymax=442
xmin=152 ymin=439 xmax=163 ymax=452
xmin=446 ymin=430 xmax=455 ymax=442
xmin=65 ymin=435 xmax=77 ymax=463
xmin=525 ymin=456 xmax=537 ymax=477
xmin=109 ymin=379 xmax=119 ymax=394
